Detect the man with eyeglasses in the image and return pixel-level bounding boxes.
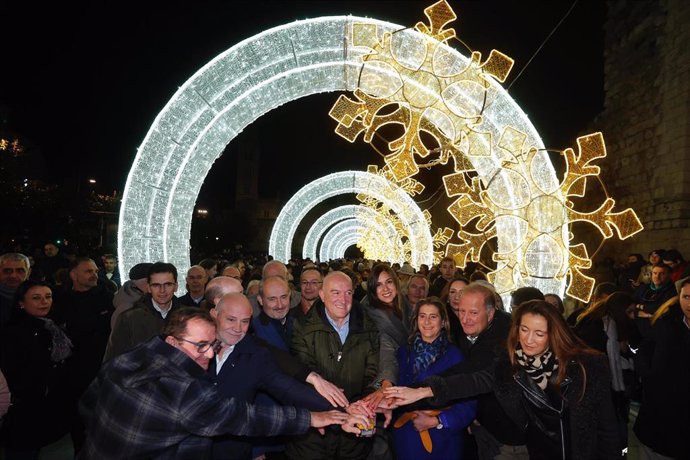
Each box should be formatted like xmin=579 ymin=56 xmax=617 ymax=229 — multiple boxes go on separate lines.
xmin=103 ymin=261 xmax=181 ymax=362
xmin=80 ymin=307 xmax=364 ymax=459
xmin=294 ymin=267 xmax=323 ymax=318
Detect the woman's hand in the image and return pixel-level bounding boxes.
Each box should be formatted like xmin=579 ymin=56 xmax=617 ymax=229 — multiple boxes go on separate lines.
xmin=383 ymin=386 xmax=433 ymax=407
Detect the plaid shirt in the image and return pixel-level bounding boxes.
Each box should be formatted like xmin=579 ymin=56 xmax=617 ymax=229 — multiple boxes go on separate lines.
xmin=78 ymin=336 xmax=310 ymax=460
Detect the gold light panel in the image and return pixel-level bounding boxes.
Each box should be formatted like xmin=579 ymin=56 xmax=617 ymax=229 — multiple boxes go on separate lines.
xmin=331 ymin=0 xmax=643 ymax=302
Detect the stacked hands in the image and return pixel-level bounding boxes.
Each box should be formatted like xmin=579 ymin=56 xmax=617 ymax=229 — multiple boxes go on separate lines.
xmin=309 ymin=377 xmax=434 ymax=435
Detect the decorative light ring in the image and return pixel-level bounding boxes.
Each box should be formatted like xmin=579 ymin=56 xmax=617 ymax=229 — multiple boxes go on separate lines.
xmin=117 ymin=14 xmax=567 ymax=298
xmin=302 ymin=205 xmax=400 ymax=262
xmin=269 ymin=170 xmax=433 ymax=267
xmin=318 ymin=219 xmax=385 ymax=262
xmin=320 ymin=219 xmax=395 ymax=263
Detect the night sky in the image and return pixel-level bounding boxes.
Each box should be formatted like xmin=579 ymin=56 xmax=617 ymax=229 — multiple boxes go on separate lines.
xmin=2 ymin=1 xmax=605 ymax=210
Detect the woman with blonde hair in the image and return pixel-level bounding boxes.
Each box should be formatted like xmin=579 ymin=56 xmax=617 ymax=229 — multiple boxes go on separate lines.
xmin=493 ymin=300 xmax=619 ymax=459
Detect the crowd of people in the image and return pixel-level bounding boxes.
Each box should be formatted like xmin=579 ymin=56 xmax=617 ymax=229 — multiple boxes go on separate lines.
xmin=0 ymin=243 xmax=688 ymax=460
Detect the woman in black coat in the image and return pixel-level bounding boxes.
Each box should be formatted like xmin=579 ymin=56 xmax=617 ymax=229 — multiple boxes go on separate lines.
xmin=493 ymin=300 xmax=620 ymax=460
xmin=0 ymin=280 xmax=74 ymax=458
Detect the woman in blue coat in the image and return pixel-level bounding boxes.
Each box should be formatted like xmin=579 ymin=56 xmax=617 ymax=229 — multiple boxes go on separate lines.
xmin=392 ymin=297 xmax=476 ymax=460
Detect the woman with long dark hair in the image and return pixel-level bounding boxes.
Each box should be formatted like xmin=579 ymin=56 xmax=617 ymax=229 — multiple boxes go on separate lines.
xmin=0 ymin=280 xmax=74 ymax=458
xmin=574 ymin=292 xmax=641 ymax=454
xmin=493 ymin=300 xmax=619 ymax=459
xmin=392 ymin=297 xmax=475 ymax=459
xmin=439 ymin=276 xmax=469 ymax=343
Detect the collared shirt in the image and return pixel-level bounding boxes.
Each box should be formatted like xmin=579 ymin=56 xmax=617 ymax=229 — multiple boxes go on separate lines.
xmin=215 ymin=344 xmax=236 ymax=372
xmin=151 ymin=299 xmax=172 ymax=319
xmin=325 ymin=309 xmax=350 ymax=344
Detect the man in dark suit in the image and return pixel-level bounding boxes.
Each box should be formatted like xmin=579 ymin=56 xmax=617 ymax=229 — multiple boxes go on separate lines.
xmin=209 ymin=293 xmax=332 ymax=460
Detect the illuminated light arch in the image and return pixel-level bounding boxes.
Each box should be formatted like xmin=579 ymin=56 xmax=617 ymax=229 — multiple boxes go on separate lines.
xmin=302 ymin=205 xmax=401 ymax=262
xmin=117 ymin=13 xmax=565 ymax=298
xmin=269 ymin=170 xmax=433 ymax=267
xmin=318 ymin=219 xmax=385 ymax=262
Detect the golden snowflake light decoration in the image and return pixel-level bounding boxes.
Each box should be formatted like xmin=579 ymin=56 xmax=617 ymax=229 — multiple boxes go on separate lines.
xmin=329 ymin=0 xmax=643 ymax=302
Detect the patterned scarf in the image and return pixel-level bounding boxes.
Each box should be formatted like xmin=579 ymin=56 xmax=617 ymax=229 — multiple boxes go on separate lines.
xmin=514 ymin=343 xmax=558 ymax=390
xmin=412 ymin=331 xmax=448 ymax=377
xmin=38 ymin=317 xmax=73 ymax=362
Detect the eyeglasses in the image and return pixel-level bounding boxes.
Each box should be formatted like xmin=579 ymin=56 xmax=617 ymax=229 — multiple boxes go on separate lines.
xmin=175 ymin=337 xmax=219 ymax=354
xmin=150 ymin=282 xmax=176 ymax=290
xmin=301 ymin=280 xmax=322 ymax=287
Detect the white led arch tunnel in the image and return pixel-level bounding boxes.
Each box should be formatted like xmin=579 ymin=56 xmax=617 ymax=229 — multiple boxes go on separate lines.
xmin=268 ymin=170 xmax=432 ymax=268
xmin=118 ymin=15 xmax=566 ymax=297
xmin=302 ymin=205 xmax=401 ymax=263
xmin=318 ymin=219 xmax=383 ymax=262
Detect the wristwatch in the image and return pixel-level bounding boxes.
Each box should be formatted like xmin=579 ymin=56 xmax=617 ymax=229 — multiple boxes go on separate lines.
xmin=435 ymin=416 xmax=444 ymax=430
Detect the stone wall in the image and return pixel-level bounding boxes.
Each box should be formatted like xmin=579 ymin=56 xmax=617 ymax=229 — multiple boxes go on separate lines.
xmin=593 ymin=0 xmax=690 ymax=259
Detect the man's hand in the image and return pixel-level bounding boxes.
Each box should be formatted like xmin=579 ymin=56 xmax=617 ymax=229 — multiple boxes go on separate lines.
xmin=361 ymin=379 xmax=392 ymax=410
xmin=306 ymin=372 xmax=348 ymax=408
xmin=310 ymin=409 xmax=350 ymax=435
xmin=345 ymin=399 xmax=376 ymax=419
xmin=383 ymin=386 xmax=433 ymax=407
xmin=411 ymin=411 xmax=439 ymax=432
xmin=340 ymin=413 xmax=372 ymax=435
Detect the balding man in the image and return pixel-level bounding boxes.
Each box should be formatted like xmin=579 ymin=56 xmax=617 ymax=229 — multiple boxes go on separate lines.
xmin=289 ymin=271 xmax=380 ymax=460
xmin=295 ymin=267 xmax=323 ymax=318
xmin=203 ymin=276 xmax=244 ymax=310
xmin=249 ymin=260 xmax=300 ymax=317
xmin=179 ymin=265 xmax=208 ymax=307
xmin=221 ymin=265 xmax=242 ymax=282
xmin=253 ymin=276 xmax=292 ymax=350
xmin=209 ymin=293 xmax=333 ymax=460
xmin=0 ymin=253 xmax=31 ymax=328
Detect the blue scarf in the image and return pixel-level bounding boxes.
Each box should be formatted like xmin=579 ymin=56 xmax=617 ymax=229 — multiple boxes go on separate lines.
xmin=412 ymin=331 xmax=448 ymax=377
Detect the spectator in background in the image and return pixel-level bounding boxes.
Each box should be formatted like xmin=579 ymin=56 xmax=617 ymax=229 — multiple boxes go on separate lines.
xmin=0 ymin=280 xmax=73 ymax=457
xmin=543 ymin=293 xmax=565 ymax=316
xmin=111 ymin=262 xmax=152 ymax=328
xmin=104 ymin=262 xmax=181 ymax=361
xmin=574 ymin=292 xmax=642 ymax=454
xmin=98 ymin=254 xmax=121 ymax=289
xmin=633 ymin=264 xmax=676 ymax=317
xmin=199 ymin=258 xmax=219 ymax=280
xmin=295 ymin=267 xmax=323 ymax=318
xmin=510 ymin=286 xmax=544 ymax=310
xmin=53 ymin=257 xmax=114 ymax=453
xmin=633 ymin=278 xmax=690 ymax=459
xmin=179 ymin=265 xmax=208 ymax=307
xmin=33 ymin=242 xmax=69 ymax=285
xmin=441 ymin=275 xmax=470 ymax=344
xmin=662 ymin=249 xmax=690 ymax=283
xmin=567 ymin=281 xmax=618 ymax=327
xmin=405 ymin=274 xmax=429 ymax=309
xmin=617 ymin=253 xmax=645 ymax=293
xmin=635 ymin=249 xmax=664 ymax=287
xmin=0 ymin=252 xmax=31 ymax=329
xmin=429 ymin=257 xmax=455 ymax=297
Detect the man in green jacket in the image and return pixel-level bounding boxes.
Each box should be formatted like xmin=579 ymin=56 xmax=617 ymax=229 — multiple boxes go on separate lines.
xmin=287 ymin=271 xmax=380 ymax=460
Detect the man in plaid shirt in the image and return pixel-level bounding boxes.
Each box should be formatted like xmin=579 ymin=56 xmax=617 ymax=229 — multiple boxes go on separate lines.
xmin=78 ymin=307 xmax=361 ymax=459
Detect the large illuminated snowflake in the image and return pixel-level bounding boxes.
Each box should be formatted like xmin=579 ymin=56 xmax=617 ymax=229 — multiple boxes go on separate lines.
xmin=329 ymin=0 xmax=643 ymax=301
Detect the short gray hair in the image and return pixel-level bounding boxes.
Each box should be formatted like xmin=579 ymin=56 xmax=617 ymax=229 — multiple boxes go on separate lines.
xmin=0 ymin=253 xmax=30 ymax=269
